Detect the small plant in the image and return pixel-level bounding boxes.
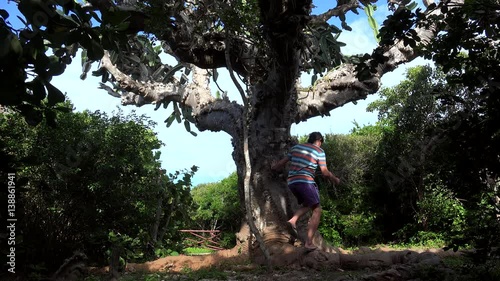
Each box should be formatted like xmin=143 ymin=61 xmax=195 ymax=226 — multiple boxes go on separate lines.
xmin=155 ymin=247 xmax=180 ymax=257
xmin=219 ymin=232 xmax=236 ymax=248
xmin=181 ymin=266 xmax=193 ymax=274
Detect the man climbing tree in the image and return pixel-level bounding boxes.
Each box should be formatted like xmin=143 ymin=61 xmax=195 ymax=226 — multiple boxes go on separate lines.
xmin=272 ymin=132 xmax=340 ymax=251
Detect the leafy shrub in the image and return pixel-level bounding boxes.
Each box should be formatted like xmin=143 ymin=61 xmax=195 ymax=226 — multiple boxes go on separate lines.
xmin=154 ymin=247 xmax=180 ymax=257
xmin=409 ymin=231 xmax=446 ymax=248
xmin=219 ymin=232 xmax=237 ymax=249
xmin=340 ymin=213 xmax=380 ymax=246
xmin=190 ymin=172 xmax=241 ymax=233
xmin=318 ymin=208 xmax=343 ymax=246
xmin=417 ymin=181 xmax=466 ymax=237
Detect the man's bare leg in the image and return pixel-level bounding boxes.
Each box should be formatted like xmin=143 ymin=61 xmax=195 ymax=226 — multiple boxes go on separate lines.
xmin=287 ymin=206 xmax=310 ymax=228
xmin=305 ymin=204 xmax=321 ymax=248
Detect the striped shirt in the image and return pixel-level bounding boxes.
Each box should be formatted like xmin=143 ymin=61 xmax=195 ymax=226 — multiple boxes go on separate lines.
xmin=287 ymin=143 xmax=327 ymax=185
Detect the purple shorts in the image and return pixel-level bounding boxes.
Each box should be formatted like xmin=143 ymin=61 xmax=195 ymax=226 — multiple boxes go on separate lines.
xmin=289 ymin=182 xmax=320 ymax=207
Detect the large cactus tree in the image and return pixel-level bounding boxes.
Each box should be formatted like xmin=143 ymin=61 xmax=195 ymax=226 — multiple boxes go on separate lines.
xmin=4 ymin=0 xmax=466 ymax=267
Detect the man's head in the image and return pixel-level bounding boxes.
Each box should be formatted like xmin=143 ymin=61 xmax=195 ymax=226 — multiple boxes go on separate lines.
xmin=307 ymin=132 xmax=324 ymax=145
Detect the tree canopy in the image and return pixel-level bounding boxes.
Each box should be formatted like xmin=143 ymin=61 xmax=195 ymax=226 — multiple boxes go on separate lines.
xmin=2 ymin=0 xmax=499 ymax=272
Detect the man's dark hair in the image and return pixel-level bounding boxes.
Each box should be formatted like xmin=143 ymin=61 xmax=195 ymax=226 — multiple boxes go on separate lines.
xmin=307 ymin=132 xmax=323 ymax=144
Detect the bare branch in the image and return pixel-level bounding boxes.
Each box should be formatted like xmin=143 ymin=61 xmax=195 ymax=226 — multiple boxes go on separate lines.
xmin=295 ymin=64 xmax=378 ymax=122
xmin=296 ymin=0 xmax=464 ymax=122
xmin=101 ymin=51 xmax=185 ymax=105
xmin=100 ymin=51 xmax=243 ymax=136
xmin=309 ymin=0 xmax=360 ymax=26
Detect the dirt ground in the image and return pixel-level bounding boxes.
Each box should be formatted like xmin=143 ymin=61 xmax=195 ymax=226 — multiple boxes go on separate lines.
xmin=91 ymin=246 xmax=461 ymax=281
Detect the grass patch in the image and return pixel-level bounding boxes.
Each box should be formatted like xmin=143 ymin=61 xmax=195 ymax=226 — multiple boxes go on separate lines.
xmin=183 ymin=247 xmax=216 ymax=256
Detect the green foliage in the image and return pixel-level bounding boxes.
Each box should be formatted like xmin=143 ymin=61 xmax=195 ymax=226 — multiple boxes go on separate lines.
xmin=364 ymin=63 xmax=499 ymax=261
xmin=191 ymin=173 xmax=241 ymax=233
xmin=318 ymin=208 xmax=343 ymax=246
xmin=411 ymin=232 xmax=445 ymax=248
xmin=306 ymin=21 xmax=346 ymax=82
xmin=421 ymin=0 xmax=500 ymax=95
xmin=366 ymin=65 xmax=455 ymax=240
xmin=317 ymin=133 xmax=382 ymax=246
xmin=364 ymin=4 xmax=380 ymax=42
xmin=0 ymin=1 xmax=120 ymax=124
xmin=143 ymin=273 xmax=164 ymax=281
xmin=189 ymin=173 xmax=240 ymax=249
xmin=154 ymin=248 xmax=180 ymax=258
xmin=218 ymin=0 xmax=260 ymax=37
xmin=107 ymin=231 xmax=145 ymax=262
xmin=417 ymin=181 xmax=466 ymax=237
xmin=0 ymin=104 xmax=197 ymax=276
xmin=218 ymin=232 xmax=237 ymax=249
xmin=183 ymin=247 xmax=215 ymax=256
xmin=341 ymin=214 xmax=378 ymax=245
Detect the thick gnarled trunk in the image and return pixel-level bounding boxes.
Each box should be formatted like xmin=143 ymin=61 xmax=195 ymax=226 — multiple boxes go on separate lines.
xmin=94 ymin=0 xmax=466 ymax=269
xmin=229 ymin=84 xmax=341 ymax=265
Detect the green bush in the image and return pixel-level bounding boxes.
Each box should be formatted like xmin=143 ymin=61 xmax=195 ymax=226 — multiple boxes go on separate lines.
xmin=154 ymin=247 xmax=180 ymax=257
xmin=340 ymin=213 xmax=379 ymax=246
xmin=417 ymin=181 xmax=466 ymax=237
xmin=190 ymin=172 xmax=241 ymax=246
xmin=409 ymin=231 xmax=446 ymax=248
xmin=219 ymin=232 xmax=237 ymax=249
xmin=0 ymin=107 xmax=197 ymax=277
xmin=318 ymin=208 xmax=343 ymax=246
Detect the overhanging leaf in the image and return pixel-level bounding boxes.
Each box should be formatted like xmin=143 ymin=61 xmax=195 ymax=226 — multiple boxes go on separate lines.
xmin=184 ymin=120 xmax=191 ymax=132
xmin=213 ymin=69 xmax=219 ymax=82
xmin=0 ymin=9 xmax=9 ymax=19
xmin=173 ymin=103 xmax=181 ymax=123
xmin=46 ymin=82 xmax=65 ymax=106
xmin=311 ymin=74 xmax=318 ymax=85
xmin=364 ymin=4 xmax=380 ymax=42
xmin=29 ymin=77 xmax=46 ymax=103
xmin=165 ymin=114 xmax=176 ymax=127
xmin=341 ymin=21 xmax=352 ymax=32
xmin=163 ymin=63 xmax=184 ymax=83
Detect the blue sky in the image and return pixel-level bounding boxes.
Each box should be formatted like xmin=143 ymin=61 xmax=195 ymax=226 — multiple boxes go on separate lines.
xmin=2 ymin=1 xmax=428 ymax=186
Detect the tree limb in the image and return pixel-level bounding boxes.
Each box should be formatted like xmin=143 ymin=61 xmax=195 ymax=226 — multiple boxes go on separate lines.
xmin=295 ymin=0 xmax=464 ymax=122
xmin=100 ymin=50 xmax=243 ymax=136
xmin=309 ymin=0 xmax=360 ymax=26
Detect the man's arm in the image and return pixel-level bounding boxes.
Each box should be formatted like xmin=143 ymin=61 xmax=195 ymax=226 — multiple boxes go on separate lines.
xmin=320 ymin=166 xmax=340 ymax=185
xmin=271 ymin=157 xmax=289 ymax=171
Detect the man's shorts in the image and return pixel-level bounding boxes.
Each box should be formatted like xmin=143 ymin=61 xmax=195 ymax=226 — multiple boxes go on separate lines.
xmin=288 ymin=182 xmax=320 ymax=207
